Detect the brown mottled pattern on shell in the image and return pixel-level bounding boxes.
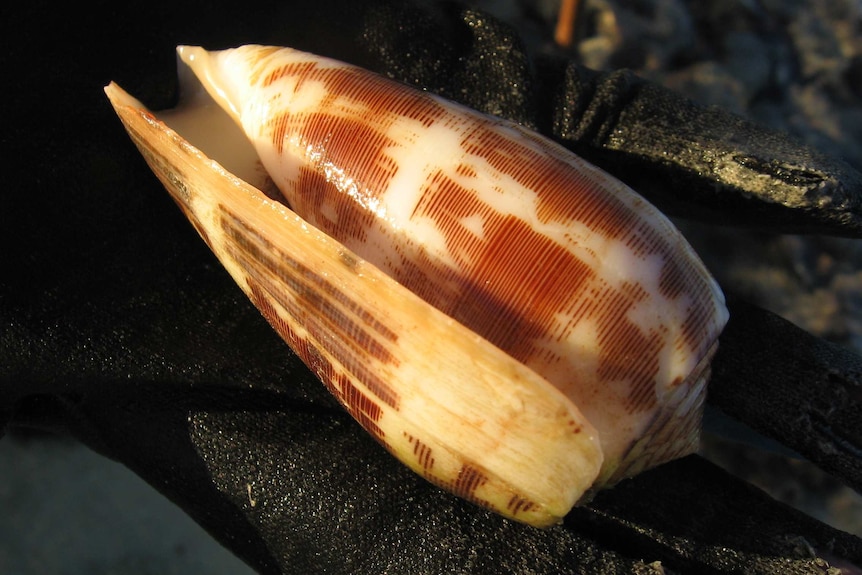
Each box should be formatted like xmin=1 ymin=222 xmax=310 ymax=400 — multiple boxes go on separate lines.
xmin=611 ymin=347 xmax=714 ymax=482
xmin=237 ymin=48 xmax=724 ymax=479
xmin=265 ymin=65 xmax=446 ymax=242
xmin=220 ymin=208 xmax=401 ymax=417
xmin=295 ymin=165 xmax=373 ymax=244
xmin=507 ymin=495 xmax=538 ymax=516
xmin=245 ymin=281 xmax=386 ymax=443
xmin=244 ymin=253 xmax=390 ymax=446
xmin=411 ymin=169 xmax=598 ymax=366
xmin=404 ymin=441 xmax=544 ymax=515
xmin=453 ymin=465 xmax=489 ymax=502
xmin=255 ymin=61 xmax=714 ymax=340
xmin=404 ymin=433 xmax=435 ymax=472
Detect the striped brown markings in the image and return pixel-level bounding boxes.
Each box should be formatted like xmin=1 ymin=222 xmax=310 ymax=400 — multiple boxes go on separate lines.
xmin=452 ymin=465 xmax=488 ymax=504
xmin=406 ymin=165 xmax=664 ymax=413
xmin=463 ymin=125 xmax=719 ymax=364
xmin=253 ymin=54 xmax=718 ymax=416
xmin=261 ymin=60 xmax=317 ymax=88
xmin=247 ymin=280 xmax=389 ymax=442
xmin=595 ymin=287 xmax=663 ymax=415
xmin=404 ymin=433 xmax=543 ymax=519
xmin=405 ymin=168 xmax=597 ymax=368
xmin=404 ymin=433 xmax=435 ymax=473
xmin=450 ymin=127 xmax=724 ymax=413
xmin=615 ymin=362 xmax=709 ymax=478
xmin=507 ymin=495 xmax=538 ymax=516
xmin=218 ymin=206 xmax=400 ymax=444
xmin=262 ymin=62 xmax=447 ymax=246
xmin=460 ymin=125 xmax=632 ymax=238
xmin=335 ymin=372 xmax=386 ymax=443
xmin=242 ymin=46 xmax=285 ymax=86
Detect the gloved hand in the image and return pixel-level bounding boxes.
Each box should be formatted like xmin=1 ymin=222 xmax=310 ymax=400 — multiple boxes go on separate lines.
xmin=2 ymin=1 xmax=860 ymax=573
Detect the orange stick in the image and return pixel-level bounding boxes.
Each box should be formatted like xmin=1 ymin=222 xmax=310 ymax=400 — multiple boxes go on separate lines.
xmin=554 ymin=0 xmax=581 ymax=47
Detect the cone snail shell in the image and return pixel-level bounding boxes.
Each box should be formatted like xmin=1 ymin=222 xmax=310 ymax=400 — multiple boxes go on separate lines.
xmin=105 ymin=44 xmax=728 ymax=527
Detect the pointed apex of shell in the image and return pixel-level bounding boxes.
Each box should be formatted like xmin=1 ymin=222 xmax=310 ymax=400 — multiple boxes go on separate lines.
xmin=176 ymin=44 xmax=203 ymax=62
xmin=104 ymin=81 xmax=142 ymax=110
xmin=176 ymin=45 xmax=246 ymax=127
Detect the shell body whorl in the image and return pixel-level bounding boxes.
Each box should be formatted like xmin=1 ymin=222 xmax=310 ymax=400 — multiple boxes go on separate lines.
xmin=182 ymin=45 xmax=728 ymax=485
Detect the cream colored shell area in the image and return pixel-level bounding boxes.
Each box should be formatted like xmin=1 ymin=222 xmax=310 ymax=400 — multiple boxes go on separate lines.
xmin=186 ymin=45 xmax=728 ymax=480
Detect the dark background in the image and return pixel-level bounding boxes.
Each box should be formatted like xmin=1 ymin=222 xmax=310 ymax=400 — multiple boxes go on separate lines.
xmin=1 ymin=1 xmax=861 ymax=573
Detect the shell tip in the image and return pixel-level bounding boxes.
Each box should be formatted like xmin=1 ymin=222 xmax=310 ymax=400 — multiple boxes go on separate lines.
xmin=103 ymin=81 xmax=143 ymax=112
xmin=176 ymin=45 xmax=205 ymax=67
xmin=173 ymin=45 xmax=244 ymax=128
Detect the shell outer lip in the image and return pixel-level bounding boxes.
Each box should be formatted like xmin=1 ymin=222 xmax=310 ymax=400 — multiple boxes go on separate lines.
xmin=103 ymin=80 xmax=605 ymax=528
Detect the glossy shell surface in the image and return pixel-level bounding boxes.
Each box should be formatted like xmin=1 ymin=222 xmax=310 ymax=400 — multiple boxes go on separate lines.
xmin=182 ymin=45 xmax=728 ymax=483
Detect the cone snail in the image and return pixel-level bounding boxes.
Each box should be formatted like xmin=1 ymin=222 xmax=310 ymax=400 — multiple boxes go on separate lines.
xmin=105 ymin=44 xmax=728 ymax=527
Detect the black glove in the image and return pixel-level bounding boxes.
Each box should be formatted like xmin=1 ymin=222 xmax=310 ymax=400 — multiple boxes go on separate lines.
xmin=2 ymin=1 xmax=861 ymax=573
